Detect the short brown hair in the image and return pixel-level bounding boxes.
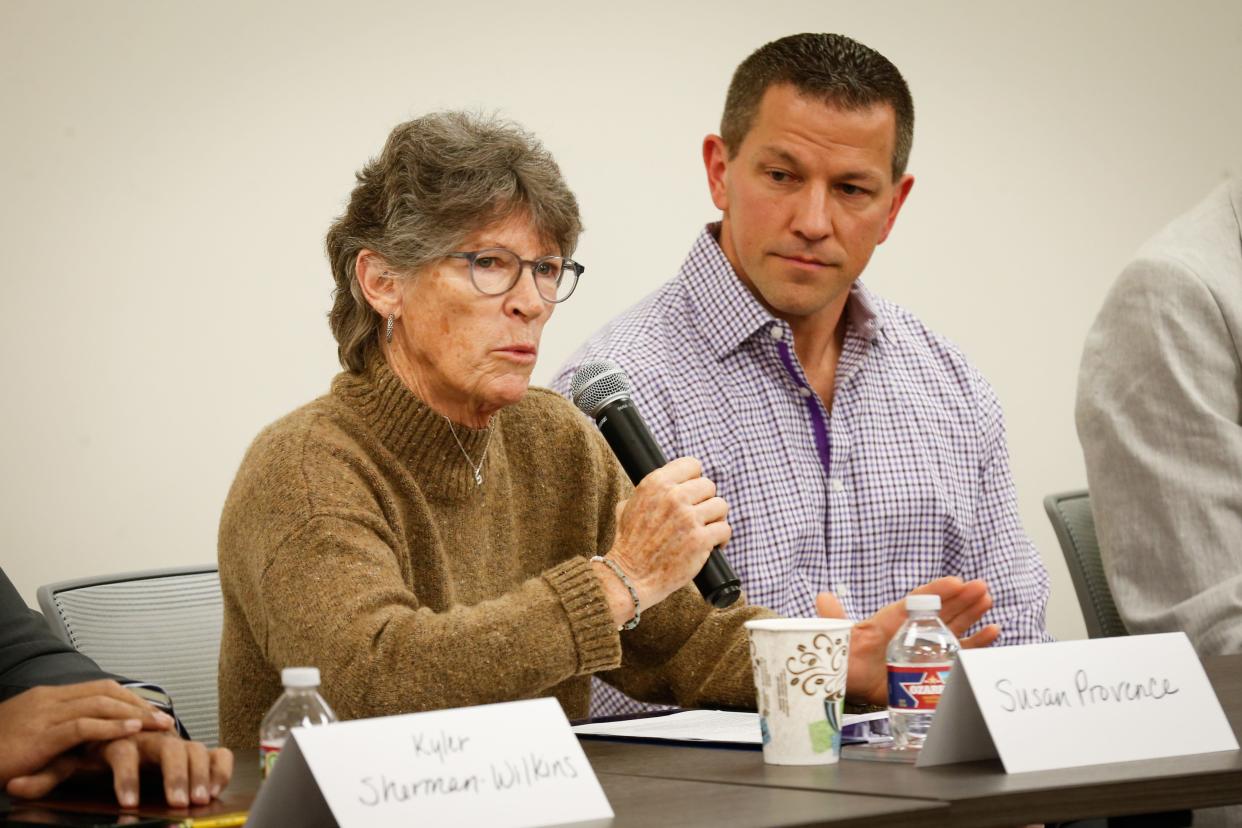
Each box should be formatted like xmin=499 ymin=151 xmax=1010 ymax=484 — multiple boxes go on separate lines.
xmin=720 ymin=33 xmax=914 ymax=180
xmin=325 ymin=112 xmax=582 ymax=372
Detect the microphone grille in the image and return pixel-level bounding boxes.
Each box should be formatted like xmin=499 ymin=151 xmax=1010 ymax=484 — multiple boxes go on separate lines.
xmin=570 ymin=358 xmax=632 ymax=416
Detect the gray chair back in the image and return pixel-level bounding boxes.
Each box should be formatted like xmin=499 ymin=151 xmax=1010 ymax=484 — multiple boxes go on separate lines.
xmin=37 ymin=565 xmax=223 ymax=747
xmin=1042 ymin=490 xmax=1128 ymax=639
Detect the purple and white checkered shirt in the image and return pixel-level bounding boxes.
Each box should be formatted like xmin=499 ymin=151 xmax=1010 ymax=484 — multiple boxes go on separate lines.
xmin=553 ymin=225 xmax=1053 ymax=716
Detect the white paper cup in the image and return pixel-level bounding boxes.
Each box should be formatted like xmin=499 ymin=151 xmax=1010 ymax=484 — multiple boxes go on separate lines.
xmin=744 ymin=618 xmax=853 ymax=765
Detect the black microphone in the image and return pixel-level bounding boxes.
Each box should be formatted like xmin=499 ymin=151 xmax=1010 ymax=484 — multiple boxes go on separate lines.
xmin=571 ymin=359 xmax=742 ymax=609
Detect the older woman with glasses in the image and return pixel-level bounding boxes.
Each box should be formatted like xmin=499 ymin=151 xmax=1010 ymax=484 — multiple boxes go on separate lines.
xmin=216 ymin=112 xmax=994 ymax=749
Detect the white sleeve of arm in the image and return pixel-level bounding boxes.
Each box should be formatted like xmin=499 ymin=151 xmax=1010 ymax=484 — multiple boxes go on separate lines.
xmin=1077 ymin=256 xmax=1242 ymax=656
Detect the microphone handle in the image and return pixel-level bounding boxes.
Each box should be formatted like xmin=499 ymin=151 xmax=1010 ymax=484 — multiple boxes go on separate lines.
xmin=694 ymin=554 xmax=743 ymax=609
xmin=596 ymin=399 xmax=742 ymax=609
xmin=596 ymin=399 xmax=667 ymax=485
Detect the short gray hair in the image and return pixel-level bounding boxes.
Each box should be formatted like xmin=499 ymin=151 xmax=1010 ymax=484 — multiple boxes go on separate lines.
xmin=326 ymin=112 xmax=583 ymax=372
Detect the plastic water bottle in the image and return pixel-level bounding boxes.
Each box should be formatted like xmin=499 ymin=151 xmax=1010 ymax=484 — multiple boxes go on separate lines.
xmin=886 ymin=594 xmax=960 ymax=749
xmin=259 ymin=667 xmax=337 ymax=779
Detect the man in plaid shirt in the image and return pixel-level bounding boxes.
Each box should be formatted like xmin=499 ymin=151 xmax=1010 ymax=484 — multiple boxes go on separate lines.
xmin=555 ymin=33 xmax=1052 ymax=716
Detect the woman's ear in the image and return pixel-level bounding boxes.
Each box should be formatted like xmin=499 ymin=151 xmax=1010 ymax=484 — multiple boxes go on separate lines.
xmin=355 ymin=249 xmax=403 ymax=318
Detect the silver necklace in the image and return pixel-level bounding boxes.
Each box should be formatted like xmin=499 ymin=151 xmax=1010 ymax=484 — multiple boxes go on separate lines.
xmin=446 ymin=418 xmax=493 ymax=486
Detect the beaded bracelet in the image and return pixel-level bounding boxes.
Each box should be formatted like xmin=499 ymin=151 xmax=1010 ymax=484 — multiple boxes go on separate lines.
xmin=590 ymin=555 xmax=641 ymax=630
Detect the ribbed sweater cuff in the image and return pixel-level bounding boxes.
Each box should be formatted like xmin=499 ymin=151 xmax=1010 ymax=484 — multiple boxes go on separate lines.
xmin=543 ymin=557 xmax=621 ymax=675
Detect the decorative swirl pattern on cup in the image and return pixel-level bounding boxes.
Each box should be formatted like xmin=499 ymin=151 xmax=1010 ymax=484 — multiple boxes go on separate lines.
xmin=786 ymin=632 xmax=849 ymax=698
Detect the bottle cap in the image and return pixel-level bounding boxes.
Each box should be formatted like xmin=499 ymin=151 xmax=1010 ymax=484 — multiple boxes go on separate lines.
xmin=905 ymin=594 xmax=941 ymax=612
xmin=281 ymin=667 xmax=321 ymax=688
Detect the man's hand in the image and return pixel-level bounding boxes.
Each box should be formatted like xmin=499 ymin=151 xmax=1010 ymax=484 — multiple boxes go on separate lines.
xmin=5 ymin=730 xmax=234 ymax=809
xmin=0 ymin=680 xmax=175 ymax=783
xmin=817 ymin=576 xmax=1001 ymax=706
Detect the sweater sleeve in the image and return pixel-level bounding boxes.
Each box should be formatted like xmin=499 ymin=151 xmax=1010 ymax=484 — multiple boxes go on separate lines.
xmin=573 ymin=421 xmax=773 ymax=710
xmin=603 ymin=585 xmax=773 ymax=710
xmin=252 ymin=514 xmax=622 ymax=720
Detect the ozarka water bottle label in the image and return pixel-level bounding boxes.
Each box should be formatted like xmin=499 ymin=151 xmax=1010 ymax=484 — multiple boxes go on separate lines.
xmin=887 ymin=663 xmax=953 ymax=710
xmin=260 ymin=738 xmax=286 ymax=779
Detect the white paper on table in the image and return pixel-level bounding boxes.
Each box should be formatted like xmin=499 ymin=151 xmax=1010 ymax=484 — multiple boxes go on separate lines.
xmin=571 ymin=709 xmax=888 ymax=746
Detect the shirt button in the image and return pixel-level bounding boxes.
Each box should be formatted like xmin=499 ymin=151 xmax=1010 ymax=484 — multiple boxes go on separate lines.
xmin=797 ymin=386 xmax=812 ymax=398
xmin=835 ymin=583 xmax=852 ymax=597
xmin=829 ymin=479 xmax=845 ymax=493
xmin=768 ymin=326 xmax=784 ymax=340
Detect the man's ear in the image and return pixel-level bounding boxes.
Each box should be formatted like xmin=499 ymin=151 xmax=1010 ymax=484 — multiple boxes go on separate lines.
xmin=877 ymin=174 xmax=915 ymax=245
xmin=355 ymin=249 xmax=402 ymax=317
xmin=703 ymin=134 xmax=732 ymax=212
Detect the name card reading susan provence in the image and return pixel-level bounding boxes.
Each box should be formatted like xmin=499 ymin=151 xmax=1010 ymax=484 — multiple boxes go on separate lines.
xmin=247 ymin=697 xmax=612 ymax=828
xmin=917 ymin=632 xmax=1238 ymax=774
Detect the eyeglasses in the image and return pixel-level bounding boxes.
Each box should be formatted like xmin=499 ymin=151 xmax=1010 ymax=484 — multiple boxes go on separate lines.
xmin=446 ymin=248 xmax=585 ymax=303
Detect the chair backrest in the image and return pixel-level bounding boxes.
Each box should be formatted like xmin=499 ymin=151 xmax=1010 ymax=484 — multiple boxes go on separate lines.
xmin=37 ymin=565 xmax=223 ymax=747
xmin=1042 ymin=490 xmax=1128 ymax=639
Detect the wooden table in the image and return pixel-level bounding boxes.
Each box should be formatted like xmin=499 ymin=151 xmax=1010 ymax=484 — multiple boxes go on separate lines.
xmin=6 ymin=759 xmax=947 ymax=828
xmin=11 ymin=655 xmax=1239 ymax=827
xmin=581 ymin=653 xmax=1242 ymax=827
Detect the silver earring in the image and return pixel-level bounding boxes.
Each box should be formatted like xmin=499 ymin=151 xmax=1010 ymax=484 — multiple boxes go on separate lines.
xmin=385 ymin=313 xmax=395 ymax=343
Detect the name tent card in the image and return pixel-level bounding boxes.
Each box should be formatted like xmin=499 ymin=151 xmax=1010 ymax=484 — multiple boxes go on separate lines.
xmin=917 ymin=632 xmax=1238 ymax=774
xmin=248 ymin=697 xmax=613 ymax=828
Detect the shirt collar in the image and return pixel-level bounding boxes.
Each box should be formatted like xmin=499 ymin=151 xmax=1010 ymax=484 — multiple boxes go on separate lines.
xmin=847 ymin=280 xmax=886 ymax=345
xmin=680 ymin=223 xmax=888 ymax=358
xmin=679 ymin=224 xmax=773 ymax=359
xmin=1229 ymin=178 xmax=1242 ymax=241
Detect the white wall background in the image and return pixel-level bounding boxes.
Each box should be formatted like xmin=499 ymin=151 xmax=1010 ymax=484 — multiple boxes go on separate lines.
xmin=2 ymin=0 xmax=1240 ymax=642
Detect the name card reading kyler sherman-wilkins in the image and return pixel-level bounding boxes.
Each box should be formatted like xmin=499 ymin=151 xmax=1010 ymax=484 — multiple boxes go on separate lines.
xmin=247 ymin=697 xmax=613 ymax=828
xmin=916 ymin=632 xmax=1238 ymax=774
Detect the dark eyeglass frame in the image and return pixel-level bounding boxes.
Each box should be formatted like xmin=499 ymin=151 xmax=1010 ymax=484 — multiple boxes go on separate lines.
xmin=446 ymin=248 xmax=586 ymax=304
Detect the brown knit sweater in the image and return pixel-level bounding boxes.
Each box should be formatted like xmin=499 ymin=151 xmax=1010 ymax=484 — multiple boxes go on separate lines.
xmin=217 ymin=356 xmax=768 ymax=749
